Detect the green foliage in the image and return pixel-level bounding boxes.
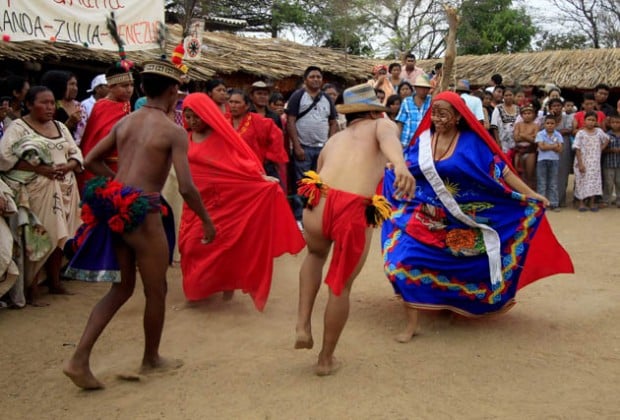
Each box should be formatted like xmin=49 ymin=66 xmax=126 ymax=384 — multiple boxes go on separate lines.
xmin=457 ymin=0 xmax=537 ymax=55
xmin=534 ymin=31 xmax=591 ymax=50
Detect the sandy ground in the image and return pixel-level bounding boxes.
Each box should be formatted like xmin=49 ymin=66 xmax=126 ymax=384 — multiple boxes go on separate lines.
xmin=1 ymin=207 xmax=620 ymax=420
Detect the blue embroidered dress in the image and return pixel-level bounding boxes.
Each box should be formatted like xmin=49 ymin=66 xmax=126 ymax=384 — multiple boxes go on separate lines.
xmin=382 ymin=129 xmax=546 ymax=316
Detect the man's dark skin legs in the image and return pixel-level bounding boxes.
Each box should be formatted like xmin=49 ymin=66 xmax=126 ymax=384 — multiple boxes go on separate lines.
xmin=62 ymin=212 xmax=172 ymax=388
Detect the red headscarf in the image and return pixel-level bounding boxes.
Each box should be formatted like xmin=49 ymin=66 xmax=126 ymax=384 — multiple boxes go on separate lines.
xmin=182 ymin=92 xmax=265 ymax=174
xmin=408 ymin=91 xmax=517 ymax=173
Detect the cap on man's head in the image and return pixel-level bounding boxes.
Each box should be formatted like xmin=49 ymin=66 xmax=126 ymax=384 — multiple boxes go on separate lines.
xmin=336 ymin=83 xmax=388 ymax=114
xmin=87 ymin=74 xmax=107 ymax=93
xmin=250 ymin=81 xmax=269 ymax=92
xmin=413 ymin=74 xmax=432 ymax=88
xmin=456 ymin=79 xmax=471 ymax=92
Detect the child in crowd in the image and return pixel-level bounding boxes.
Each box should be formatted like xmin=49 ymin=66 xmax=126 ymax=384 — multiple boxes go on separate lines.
xmin=535 ymin=115 xmax=563 ymax=210
xmin=564 ymin=100 xmax=577 ymax=115
xmin=602 ymin=113 xmax=620 ymax=207
xmin=513 ymin=103 xmax=539 ymax=188
xmin=573 ymin=111 xmax=609 ymax=211
xmin=572 ymin=93 xmax=606 ymax=135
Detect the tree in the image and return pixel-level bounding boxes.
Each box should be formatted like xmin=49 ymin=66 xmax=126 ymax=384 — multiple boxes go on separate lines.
xmin=457 ymin=0 xmax=537 ymax=55
xmin=352 ymin=0 xmax=449 ymax=59
xmin=534 ymin=31 xmax=590 ymax=50
xmin=547 ymin=0 xmax=620 ymax=48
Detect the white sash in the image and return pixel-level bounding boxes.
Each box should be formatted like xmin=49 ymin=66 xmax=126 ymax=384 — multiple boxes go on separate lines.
xmin=418 ymin=129 xmax=503 ymax=288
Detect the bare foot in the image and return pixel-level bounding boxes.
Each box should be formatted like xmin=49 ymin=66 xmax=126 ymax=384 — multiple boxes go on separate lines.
xmin=63 ymin=361 xmax=105 ymax=390
xmin=140 ymin=357 xmax=184 ymax=375
xmin=315 ymin=357 xmax=342 ymax=377
xmin=294 ymin=331 xmax=314 ymax=349
xmin=394 ymin=330 xmax=417 ymax=343
xmin=222 ymin=290 xmax=234 ymax=301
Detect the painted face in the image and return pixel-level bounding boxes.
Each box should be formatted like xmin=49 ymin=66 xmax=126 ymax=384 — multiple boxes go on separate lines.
xmin=28 ymin=90 xmax=56 ymax=122
xmin=251 ymin=89 xmax=269 ymax=107
xmin=208 ymin=84 xmax=228 ymax=105
xmin=430 ymin=100 xmax=459 ymax=133
xmin=183 ymin=108 xmax=209 ymax=133
xmin=66 ymin=76 xmax=79 ymax=100
xmin=304 ymin=70 xmax=323 ymax=90
xmin=228 ymin=93 xmax=249 ymax=118
xmin=108 ymin=81 xmax=134 ymax=102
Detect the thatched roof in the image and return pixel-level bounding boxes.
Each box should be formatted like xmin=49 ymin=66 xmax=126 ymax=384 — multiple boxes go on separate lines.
xmin=2 ymin=26 xmax=617 ymax=90
xmin=0 ymin=24 xmax=376 ymax=84
xmin=418 ymin=48 xmax=620 ymax=90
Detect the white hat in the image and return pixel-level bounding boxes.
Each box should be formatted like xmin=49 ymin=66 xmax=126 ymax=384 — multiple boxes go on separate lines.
xmin=87 ymin=74 xmax=107 ymax=93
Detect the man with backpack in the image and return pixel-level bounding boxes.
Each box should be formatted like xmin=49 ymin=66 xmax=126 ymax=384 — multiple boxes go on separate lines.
xmin=286 ymin=66 xmax=338 ymax=228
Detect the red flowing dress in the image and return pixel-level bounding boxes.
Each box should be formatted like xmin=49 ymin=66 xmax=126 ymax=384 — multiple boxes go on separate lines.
xmin=179 ymin=93 xmax=305 ymax=311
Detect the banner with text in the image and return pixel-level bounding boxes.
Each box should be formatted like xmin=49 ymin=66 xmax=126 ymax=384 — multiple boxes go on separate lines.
xmin=0 ymin=0 xmax=164 ymax=51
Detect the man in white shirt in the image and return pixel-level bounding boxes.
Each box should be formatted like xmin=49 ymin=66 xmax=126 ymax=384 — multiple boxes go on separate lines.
xmin=456 ymin=79 xmax=485 ymax=124
xmin=81 ymin=74 xmax=108 ymax=120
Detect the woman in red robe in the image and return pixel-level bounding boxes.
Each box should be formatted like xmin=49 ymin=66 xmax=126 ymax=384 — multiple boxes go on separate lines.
xmin=179 ymin=93 xmax=305 ymax=311
xmin=228 ymin=89 xmax=288 ymax=180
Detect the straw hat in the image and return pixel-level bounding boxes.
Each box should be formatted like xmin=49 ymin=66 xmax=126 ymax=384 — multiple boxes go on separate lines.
xmin=413 ymin=74 xmax=432 ymax=88
xmin=142 ymin=60 xmax=187 ymax=84
xmin=336 ymin=84 xmax=389 ymax=114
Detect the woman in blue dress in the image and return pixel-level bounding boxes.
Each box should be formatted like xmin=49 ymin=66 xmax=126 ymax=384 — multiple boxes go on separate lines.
xmin=382 ymin=91 xmax=573 ymax=342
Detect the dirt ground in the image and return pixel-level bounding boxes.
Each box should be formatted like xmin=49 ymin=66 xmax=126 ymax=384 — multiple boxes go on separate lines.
xmin=1 ymin=207 xmax=619 ymax=420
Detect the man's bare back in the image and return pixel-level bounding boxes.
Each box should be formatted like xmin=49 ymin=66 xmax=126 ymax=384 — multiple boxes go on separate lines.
xmin=113 ymin=109 xmax=187 ymax=193
xmin=318 ymin=118 xmax=399 ymax=197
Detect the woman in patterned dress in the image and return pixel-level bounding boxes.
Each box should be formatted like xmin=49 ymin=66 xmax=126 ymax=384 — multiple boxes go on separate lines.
xmin=0 ymin=86 xmax=82 ymax=303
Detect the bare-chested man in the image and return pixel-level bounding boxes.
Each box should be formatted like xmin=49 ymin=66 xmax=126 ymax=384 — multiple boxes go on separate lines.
xmin=294 ymin=84 xmax=415 ymax=376
xmin=63 ymin=61 xmax=215 ymax=390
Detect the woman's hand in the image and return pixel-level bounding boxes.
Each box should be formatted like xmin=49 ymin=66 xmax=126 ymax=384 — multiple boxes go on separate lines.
xmin=532 ymin=193 xmax=550 ymax=207
xmin=393 ymin=162 xmax=415 ymax=199
xmin=262 ymin=175 xmax=279 ymax=183
xmin=55 ymin=160 xmax=78 ymax=175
